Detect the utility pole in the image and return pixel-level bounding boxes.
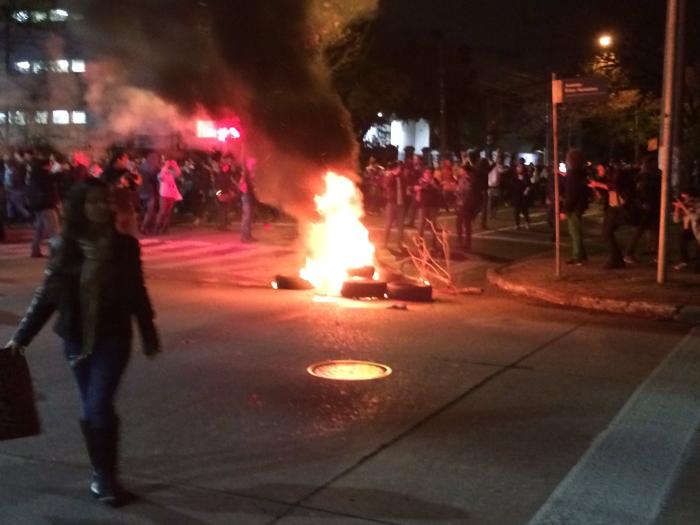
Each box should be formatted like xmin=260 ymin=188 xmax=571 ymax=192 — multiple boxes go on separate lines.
xmin=3 ymin=2 xmax=13 ymax=144
xmin=552 ymin=74 xmax=562 ymax=278
xmin=436 ymin=31 xmax=447 ymax=157
xmin=657 ymin=0 xmax=686 ymax=284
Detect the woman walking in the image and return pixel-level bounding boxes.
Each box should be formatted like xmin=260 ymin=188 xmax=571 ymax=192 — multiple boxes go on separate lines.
xmin=154 ymin=159 xmax=182 ymax=235
xmin=4 ymin=178 xmax=160 ymax=505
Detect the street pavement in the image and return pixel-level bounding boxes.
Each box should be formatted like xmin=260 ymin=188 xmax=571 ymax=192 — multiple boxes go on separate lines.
xmin=1 ymin=215 xmax=699 ymax=524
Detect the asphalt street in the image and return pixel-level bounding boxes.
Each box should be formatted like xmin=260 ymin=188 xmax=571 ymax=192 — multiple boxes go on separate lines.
xmin=1 ymin=217 xmax=699 ymax=524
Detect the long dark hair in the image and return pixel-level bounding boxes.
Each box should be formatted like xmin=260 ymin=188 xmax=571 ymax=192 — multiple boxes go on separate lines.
xmin=60 ymin=177 xmax=115 ymax=266
xmin=63 ymin=177 xmax=113 ymax=240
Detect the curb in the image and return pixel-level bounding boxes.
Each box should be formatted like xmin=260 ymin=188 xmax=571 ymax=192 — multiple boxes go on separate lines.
xmin=486 ymin=266 xmax=682 ymax=321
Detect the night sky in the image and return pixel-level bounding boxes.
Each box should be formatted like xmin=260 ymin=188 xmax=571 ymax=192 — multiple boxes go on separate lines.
xmin=376 ymin=0 xmax=699 ymax=92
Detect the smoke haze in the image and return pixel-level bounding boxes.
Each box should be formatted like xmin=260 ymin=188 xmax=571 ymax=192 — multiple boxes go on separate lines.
xmin=72 ymin=0 xmax=377 ymax=216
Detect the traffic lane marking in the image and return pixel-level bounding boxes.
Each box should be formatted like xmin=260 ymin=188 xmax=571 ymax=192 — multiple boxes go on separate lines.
xmin=528 ymin=327 xmax=700 ymax=525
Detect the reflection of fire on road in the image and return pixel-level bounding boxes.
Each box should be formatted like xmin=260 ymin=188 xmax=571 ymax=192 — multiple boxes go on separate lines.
xmin=300 ymin=171 xmax=376 ymax=295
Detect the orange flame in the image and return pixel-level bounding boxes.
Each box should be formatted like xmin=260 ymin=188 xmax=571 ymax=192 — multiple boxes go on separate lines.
xmin=300 ymin=171 xmax=376 ymax=295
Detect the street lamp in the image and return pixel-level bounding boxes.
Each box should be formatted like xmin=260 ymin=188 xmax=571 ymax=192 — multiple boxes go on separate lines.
xmin=598 ymin=34 xmax=613 ymax=48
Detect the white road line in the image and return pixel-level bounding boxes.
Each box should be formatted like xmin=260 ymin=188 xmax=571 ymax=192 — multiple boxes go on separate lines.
xmin=475 ymin=235 xmax=564 ymax=246
xmin=139 ymin=241 xmax=214 ymax=254
xmin=528 ymin=328 xmax=700 ymax=525
xmin=144 ymin=245 xmax=280 ymax=270
xmin=141 ymin=244 xmax=244 ymax=262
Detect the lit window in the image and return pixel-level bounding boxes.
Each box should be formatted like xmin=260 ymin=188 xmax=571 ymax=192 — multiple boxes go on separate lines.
xmin=0 ymin=113 xmax=6 ymax=125
xmin=49 ymin=9 xmax=69 ymax=21
xmin=12 ymin=11 xmax=29 ymax=23
xmin=31 ymin=11 xmax=47 ymax=23
xmin=71 ymin=59 xmax=86 ymax=73
xmin=72 ymin=111 xmax=87 ymax=124
xmin=52 ymin=110 xmax=70 ymax=125
xmin=35 ymin=111 xmax=49 ymax=125
xmin=31 ymin=61 xmax=44 ymax=73
xmin=15 ymin=61 xmax=30 ymax=73
xmin=52 ymin=60 xmax=70 ymax=73
xmin=11 ymin=111 xmax=27 ymax=126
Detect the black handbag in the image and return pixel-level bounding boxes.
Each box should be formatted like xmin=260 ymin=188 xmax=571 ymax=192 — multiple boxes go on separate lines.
xmin=0 ymin=351 xmax=41 ymax=441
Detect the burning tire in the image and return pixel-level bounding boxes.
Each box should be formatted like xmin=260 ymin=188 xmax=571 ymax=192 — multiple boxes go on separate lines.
xmin=273 ymin=275 xmax=314 ymax=290
xmin=376 ymin=267 xmax=404 ymax=283
xmin=341 ymin=278 xmax=387 ymax=299
xmin=387 ymin=280 xmax=433 ymax=302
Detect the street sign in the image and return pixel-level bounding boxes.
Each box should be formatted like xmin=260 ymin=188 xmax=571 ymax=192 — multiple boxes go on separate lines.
xmin=561 ymin=77 xmax=608 ymax=103
xmin=552 ymin=80 xmax=563 ymax=104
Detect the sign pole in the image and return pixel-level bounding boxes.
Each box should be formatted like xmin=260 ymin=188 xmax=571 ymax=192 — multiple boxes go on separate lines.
xmin=552 ymin=74 xmax=562 ymax=278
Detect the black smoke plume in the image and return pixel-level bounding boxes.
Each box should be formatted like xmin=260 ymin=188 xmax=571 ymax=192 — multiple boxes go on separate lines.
xmin=71 ymin=0 xmax=375 ymax=215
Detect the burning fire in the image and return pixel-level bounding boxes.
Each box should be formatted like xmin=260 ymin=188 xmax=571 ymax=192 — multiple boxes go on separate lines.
xmin=300 ymin=171 xmax=376 ymax=295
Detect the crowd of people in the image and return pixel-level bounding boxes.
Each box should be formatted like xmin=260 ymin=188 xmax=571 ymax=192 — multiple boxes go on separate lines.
xmin=364 ymin=148 xmax=700 ymax=272
xmin=0 ymin=148 xmax=260 ymax=253
xmin=3 ymin=143 xmax=700 ymax=273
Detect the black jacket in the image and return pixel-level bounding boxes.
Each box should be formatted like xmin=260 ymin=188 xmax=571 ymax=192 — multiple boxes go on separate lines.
xmin=563 ymin=168 xmax=589 ymax=215
xmin=25 ymin=166 xmax=60 ymax=211
xmin=13 ymin=233 xmax=157 ymax=350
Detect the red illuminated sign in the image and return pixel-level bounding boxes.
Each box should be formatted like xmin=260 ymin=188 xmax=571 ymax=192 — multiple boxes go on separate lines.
xmin=196 ymin=120 xmax=241 ymax=142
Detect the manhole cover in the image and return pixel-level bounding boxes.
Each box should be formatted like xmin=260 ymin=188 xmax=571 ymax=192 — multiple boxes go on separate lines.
xmin=307 ymin=360 xmax=392 ymax=381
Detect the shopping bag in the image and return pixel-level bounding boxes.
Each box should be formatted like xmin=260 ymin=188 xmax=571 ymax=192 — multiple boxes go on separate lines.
xmin=0 ymin=351 xmax=41 ymax=441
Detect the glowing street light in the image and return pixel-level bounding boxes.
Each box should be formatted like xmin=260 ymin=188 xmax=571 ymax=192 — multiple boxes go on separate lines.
xmin=598 ymin=34 xmax=613 ymax=48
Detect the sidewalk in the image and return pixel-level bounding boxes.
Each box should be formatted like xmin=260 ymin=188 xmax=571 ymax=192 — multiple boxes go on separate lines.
xmin=487 ymin=253 xmax=700 ymax=322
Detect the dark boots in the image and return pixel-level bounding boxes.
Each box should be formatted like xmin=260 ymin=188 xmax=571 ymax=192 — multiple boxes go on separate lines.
xmin=79 ymin=419 xmax=123 ymax=506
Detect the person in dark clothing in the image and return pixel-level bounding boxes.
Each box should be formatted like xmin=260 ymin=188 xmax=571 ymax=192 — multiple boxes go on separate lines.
xmin=511 ymin=163 xmax=532 ymax=229
xmin=403 ymin=156 xmax=422 ymax=227
xmin=137 ymin=152 xmax=161 ymax=235
xmin=415 ymin=168 xmax=442 ymax=246
xmin=625 ymin=156 xmax=661 ymax=263
xmin=382 ymin=161 xmax=406 ymax=249
xmin=455 ymin=165 xmax=478 ymax=252
xmin=474 ymin=156 xmax=491 ymax=229
xmin=101 ymin=151 xmax=141 ymax=238
xmin=545 ymin=165 xmax=563 ymax=241
xmin=214 ymin=160 xmax=237 ymax=230
xmin=26 ymin=157 xmax=61 ymax=257
xmin=63 ymin=152 xmax=90 ymax=199
xmin=561 ymin=149 xmax=589 ymax=264
xmin=589 ymin=164 xmax=626 ymax=269
xmin=4 ymin=177 xmax=160 ymax=506
xmin=239 ymin=157 xmax=257 ymax=243
xmin=4 ymin=152 xmax=31 ymax=223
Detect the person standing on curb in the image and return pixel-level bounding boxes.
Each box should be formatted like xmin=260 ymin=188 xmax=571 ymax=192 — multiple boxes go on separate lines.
xmin=589 ymin=163 xmax=626 ymax=269
xmin=560 ymin=149 xmax=589 ymax=265
xmin=624 ymin=156 xmax=661 ymax=264
xmin=3 ymin=177 xmax=160 ymax=506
